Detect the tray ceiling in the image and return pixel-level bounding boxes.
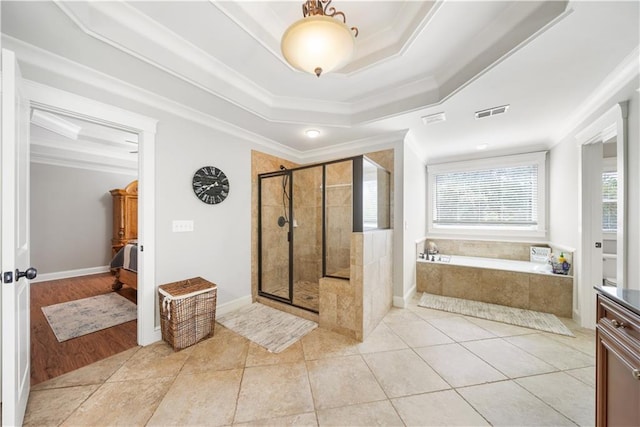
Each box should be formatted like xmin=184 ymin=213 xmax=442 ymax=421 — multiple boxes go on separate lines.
xmin=1 ymin=1 xmax=638 ymax=160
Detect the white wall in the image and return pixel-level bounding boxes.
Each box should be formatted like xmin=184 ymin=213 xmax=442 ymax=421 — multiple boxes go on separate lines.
xmin=154 ymin=115 xmax=256 ymax=305
xmin=13 ymin=65 xmax=295 ymax=309
xmin=401 ymin=137 xmax=427 ymax=304
xmin=549 ymin=79 xmax=639 ymax=328
xmin=30 ymin=163 xmax=135 ymax=275
xmin=626 ymin=89 xmax=639 ymax=290
xmin=11 ymin=42 xmax=417 ymax=311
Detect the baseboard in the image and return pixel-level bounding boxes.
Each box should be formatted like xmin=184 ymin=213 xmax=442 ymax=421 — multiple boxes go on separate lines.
xmin=393 ymin=283 xmax=417 ymax=308
xmin=217 ymin=295 xmax=252 ymax=316
xmin=572 ymin=308 xmax=582 ymax=326
xmin=30 ymin=265 xmax=111 ymax=283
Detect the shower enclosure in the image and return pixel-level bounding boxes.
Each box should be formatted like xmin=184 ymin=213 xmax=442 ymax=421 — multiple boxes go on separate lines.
xmin=258 ymin=156 xmax=390 ymax=313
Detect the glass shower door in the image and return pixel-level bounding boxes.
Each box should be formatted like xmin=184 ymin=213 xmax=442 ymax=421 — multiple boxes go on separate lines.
xmin=291 ymin=166 xmax=323 ymax=311
xmin=258 ymin=172 xmax=291 ymax=303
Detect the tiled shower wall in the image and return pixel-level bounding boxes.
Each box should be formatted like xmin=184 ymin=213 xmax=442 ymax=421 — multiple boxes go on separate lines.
xmin=292 ymin=167 xmax=323 ymax=283
xmin=325 ymin=161 xmax=353 ymax=276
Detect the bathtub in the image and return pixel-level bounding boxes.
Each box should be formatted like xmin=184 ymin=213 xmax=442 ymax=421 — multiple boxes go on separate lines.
xmin=416 ymin=254 xmax=573 ymax=317
xmin=420 ymin=254 xmax=554 ymax=275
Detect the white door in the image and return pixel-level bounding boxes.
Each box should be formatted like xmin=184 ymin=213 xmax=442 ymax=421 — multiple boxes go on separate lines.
xmin=1 ymin=48 xmax=33 ymax=427
xmin=581 ymin=141 xmax=603 ymax=328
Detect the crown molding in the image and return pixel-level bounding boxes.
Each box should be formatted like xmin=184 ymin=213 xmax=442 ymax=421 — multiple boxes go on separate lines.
xmin=4 ymin=35 xmax=302 ymax=160
xmin=6 ymin=35 xmax=416 ymax=164
xmin=554 ymin=46 xmax=639 ymax=143
xmin=404 ymin=130 xmax=428 ymax=165
xmin=54 ymin=1 xmax=274 ymax=107
xmin=31 ymin=146 xmax=138 ymax=176
xmin=300 ymin=129 xmax=408 ymax=163
xmin=340 ymin=1 xmax=443 ymax=76
xmin=213 ymin=0 xmax=441 ymax=77
xmin=53 ymin=0 xmax=355 ymax=120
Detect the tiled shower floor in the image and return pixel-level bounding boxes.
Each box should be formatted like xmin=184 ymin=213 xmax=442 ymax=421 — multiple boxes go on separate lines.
xmin=264 ymin=280 xmax=319 ymax=311
xmin=23 ymin=294 xmax=595 ymax=426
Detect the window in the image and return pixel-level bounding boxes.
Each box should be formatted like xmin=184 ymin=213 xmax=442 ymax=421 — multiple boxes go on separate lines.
xmin=602 ymin=171 xmax=617 ymax=232
xmin=427 ymin=152 xmax=547 ymax=237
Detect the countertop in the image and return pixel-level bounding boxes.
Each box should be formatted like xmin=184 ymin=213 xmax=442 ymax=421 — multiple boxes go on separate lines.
xmin=595 ymin=285 xmax=640 ymax=316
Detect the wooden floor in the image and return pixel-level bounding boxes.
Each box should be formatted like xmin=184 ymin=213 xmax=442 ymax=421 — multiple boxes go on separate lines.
xmin=30 ymin=273 xmax=138 ymax=385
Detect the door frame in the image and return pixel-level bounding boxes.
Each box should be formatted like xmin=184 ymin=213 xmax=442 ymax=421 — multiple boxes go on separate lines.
xmin=24 ymin=80 xmax=159 ymax=345
xmin=576 ymin=102 xmax=628 ymax=328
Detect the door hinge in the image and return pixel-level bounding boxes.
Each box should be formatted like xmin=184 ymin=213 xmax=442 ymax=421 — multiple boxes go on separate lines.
xmin=3 ymin=271 xmax=14 ymax=283
xmin=595 ymin=242 xmax=602 ymax=248
xmin=140 ymin=245 xmax=144 ymax=252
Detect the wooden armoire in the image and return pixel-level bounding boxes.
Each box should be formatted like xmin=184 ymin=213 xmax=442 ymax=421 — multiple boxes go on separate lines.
xmin=110 ymin=180 xmax=138 ymax=255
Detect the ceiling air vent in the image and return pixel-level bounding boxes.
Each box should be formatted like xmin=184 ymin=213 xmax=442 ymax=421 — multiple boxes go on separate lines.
xmin=474 ymin=104 xmax=510 ymax=120
xmin=421 ymin=112 xmax=446 ymax=125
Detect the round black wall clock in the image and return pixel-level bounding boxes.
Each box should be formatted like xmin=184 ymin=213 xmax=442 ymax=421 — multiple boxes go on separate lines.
xmin=192 ymin=166 xmax=230 ymax=204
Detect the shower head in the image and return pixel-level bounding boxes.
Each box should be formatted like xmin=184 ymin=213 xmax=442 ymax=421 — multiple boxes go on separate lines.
xmin=280 ymin=165 xmax=287 ymax=170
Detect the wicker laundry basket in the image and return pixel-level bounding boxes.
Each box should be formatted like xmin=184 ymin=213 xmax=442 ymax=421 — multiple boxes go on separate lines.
xmin=158 ymin=277 xmax=217 ymax=350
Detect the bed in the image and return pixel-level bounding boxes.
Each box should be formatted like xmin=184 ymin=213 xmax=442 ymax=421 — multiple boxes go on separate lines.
xmin=110 ymin=243 xmax=138 ymax=290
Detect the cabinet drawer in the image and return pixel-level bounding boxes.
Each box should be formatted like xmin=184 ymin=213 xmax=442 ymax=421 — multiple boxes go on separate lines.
xmin=597 ymin=295 xmax=640 ymax=349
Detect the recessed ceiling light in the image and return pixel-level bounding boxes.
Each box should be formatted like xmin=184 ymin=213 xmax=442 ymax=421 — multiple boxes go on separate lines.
xmin=476 ymin=144 xmax=489 ymax=150
xmin=305 ymin=129 xmax=320 ymax=138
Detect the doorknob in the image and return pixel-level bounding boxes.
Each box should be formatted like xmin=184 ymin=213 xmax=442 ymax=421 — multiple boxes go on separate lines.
xmin=16 ymin=267 xmax=37 ymax=281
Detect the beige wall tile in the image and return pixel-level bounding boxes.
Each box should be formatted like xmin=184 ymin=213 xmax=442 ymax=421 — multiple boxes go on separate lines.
xmin=529 ymin=275 xmax=573 ymax=317
xmin=479 ymin=270 xmax=530 ymax=308
xmin=441 ymin=266 xmax=482 ymax=300
xmin=416 ymin=262 xmax=442 ymax=294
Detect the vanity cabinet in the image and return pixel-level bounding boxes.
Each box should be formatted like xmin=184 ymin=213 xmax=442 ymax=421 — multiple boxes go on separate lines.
xmin=595 ymin=290 xmax=640 ymax=426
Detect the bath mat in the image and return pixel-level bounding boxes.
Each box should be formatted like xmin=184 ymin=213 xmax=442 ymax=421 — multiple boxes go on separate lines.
xmin=418 ymin=293 xmax=574 ymax=337
xmin=42 ymin=293 xmax=137 ymax=342
xmin=217 ymin=303 xmax=317 ymax=353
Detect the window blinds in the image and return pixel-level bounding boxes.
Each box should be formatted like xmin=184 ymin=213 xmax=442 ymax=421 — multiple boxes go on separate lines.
xmin=433 ymin=165 xmax=538 ymax=227
xmin=602 ymin=171 xmax=617 ymax=232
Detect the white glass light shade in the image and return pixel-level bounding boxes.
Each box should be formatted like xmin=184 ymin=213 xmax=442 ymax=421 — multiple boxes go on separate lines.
xmin=281 ymin=15 xmax=355 ymax=76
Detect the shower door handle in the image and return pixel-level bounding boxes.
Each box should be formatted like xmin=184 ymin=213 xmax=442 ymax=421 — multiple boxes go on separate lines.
xmin=288 ymin=231 xmax=291 ymax=242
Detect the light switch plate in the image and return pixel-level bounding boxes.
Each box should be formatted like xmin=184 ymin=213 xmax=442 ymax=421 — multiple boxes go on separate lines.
xmin=172 ymin=220 xmax=194 ymax=232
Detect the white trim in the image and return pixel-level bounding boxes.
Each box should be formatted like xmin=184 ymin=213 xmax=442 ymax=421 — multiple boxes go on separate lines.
xmin=30 ymin=266 xmax=111 ymax=284
xmin=216 ymin=295 xmax=252 ymax=317
xmin=547 ymin=242 xmax=577 ymax=254
xmin=300 ymin=130 xmax=407 ymax=163
xmin=25 ymin=79 xmax=159 ymax=346
xmin=30 ymin=155 xmax=137 ymax=177
xmin=576 ymin=102 xmax=627 ymax=328
xmin=427 ymin=151 xmax=548 ymax=239
xmin=555 ymin=47 xmax=639 ymax=143
xmin=393 ymin=284 xmax=416 ymax=309
xmin=4 ymin=36 xmax=301 ymax=160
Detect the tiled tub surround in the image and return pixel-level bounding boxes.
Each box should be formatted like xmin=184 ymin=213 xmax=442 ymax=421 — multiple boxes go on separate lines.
xmin=320 ymin=230 xmax=393 ymax=341
xmin=415 ymin=238 xmax=574 ymax=317
xmin=416 ymin=258 xmax=573 ymax=317
xmin=421 ymin=238 xmax=550 ymax=262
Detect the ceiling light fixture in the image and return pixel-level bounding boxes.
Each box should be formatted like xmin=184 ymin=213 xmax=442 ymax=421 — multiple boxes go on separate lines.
xmin=281 ymin=0 xmax=359 ymax=78
xmin=305 ymin=129 xmax=321 ymax=138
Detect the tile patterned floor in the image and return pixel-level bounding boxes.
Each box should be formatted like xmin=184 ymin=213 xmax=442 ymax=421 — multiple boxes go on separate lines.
xmin=25 ymin=294 xmax=596 ymax=426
